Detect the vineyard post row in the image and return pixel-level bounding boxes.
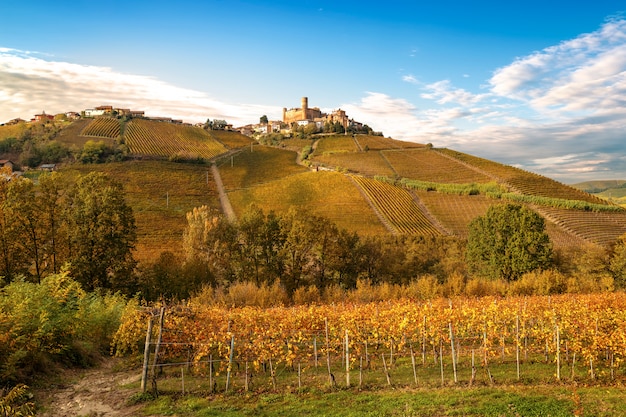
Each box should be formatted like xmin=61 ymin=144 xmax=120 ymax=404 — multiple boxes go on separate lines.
xmin=128 ymin=294 xmax=626 ymax=395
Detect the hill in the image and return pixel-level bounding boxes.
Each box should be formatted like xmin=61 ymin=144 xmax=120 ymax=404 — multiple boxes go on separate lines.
xmin=571 ymin=179 xmax=626 ymax=206
xmin=5 ymin=119 xmax=626 ymax=264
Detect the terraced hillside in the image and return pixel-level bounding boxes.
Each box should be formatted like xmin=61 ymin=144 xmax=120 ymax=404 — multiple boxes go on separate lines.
xmin=351 ymin=175 xmax=443 ymax=236
xmin=227 ymin=171 xmax=389 ymax=236
xmin=436 ymin=148 xmax=609 ymax=204
xmin=209 ymin=129 xmax=254 ymax=148
xmin=382 ymin=148 xmax=492 ymax=183
xmin=80 ymin=117 xmax=121 ymax=138
xmin=217 ymin=145 xmax=310 ymax=190
xmin=17 ymin=118 xmax=623 ymax=261
xmin=125 ymin=119 xmax=228 ymax=159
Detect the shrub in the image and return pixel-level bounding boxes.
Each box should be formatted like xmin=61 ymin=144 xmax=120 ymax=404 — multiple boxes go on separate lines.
xmin=0 ymin=272 xmax=129 ymax=383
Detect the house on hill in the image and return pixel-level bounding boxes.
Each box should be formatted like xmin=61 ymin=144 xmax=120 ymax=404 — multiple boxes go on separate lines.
xmin=32 ymin=112 xmax=54 ymax=122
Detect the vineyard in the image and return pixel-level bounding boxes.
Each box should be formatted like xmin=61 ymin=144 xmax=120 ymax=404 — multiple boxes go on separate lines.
xmin=351 ymin=176 xmax=442 ymax=236
xmin=217 ymin=145 xmax=309 ymax=190
xmin=313 ymin=151 xmax=396 ymax=177
xmin=125 ymin=119 xmax=228 ymax=160
xmin=415 ymin=191 xmax=494 ymax=238
xmin=536 ymin=206 xmax=626 ymax=247
xmin=80 ymin=117 xmax=121 ymax=138
xmin=61 ymin=161 xmax=220 ymax=262
xmin=227 ymin=171 xmax=388 ymax=236
xmin=313 ymin=135 xmax=359 ymax=154
xmin=115 ymin=293 xmax=626 ymax=395
xmin=354 ymin=134 xmax=425 ymax=151
xmin=436 ymin=148 xmax=610 ymax=205
xmin=209 ymin=130 xmax=254 ymax=148
xmin=383 ymin=149 xmax=492 ymax=184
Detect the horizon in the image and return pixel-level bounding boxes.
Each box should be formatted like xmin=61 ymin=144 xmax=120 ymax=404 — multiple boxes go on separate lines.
xmin=1 ymin=1 xmax=626 ymax=183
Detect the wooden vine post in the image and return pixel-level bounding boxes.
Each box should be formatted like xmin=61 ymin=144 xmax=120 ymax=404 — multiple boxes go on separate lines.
xmin=516 ymin=314 xmax=521 ymax=381
xmin=225 ymin=336 xmax=235 ymax=392
xmin=345 ymin=330 xmax=350 ymax=387
xmin=449 ymin=322 xmax=458 ymax=384
xmin=141 ymin=315 xmax=154 ymax=392
xmin=150 ymin=307 xmax=166 ymax=395
xmin=325 ymin=318 xmax=334 ymax=387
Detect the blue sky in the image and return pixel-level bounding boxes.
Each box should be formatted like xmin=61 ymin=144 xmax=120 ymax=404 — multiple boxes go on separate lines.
xmin=1 ymin=1 xmax=625 ymax=183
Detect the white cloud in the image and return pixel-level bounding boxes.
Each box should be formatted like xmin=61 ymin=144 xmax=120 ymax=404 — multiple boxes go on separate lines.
xmin=0 ymin=49 xmax=279 ymax=125
xmin=402 ymin=74 xmax=419 ymax=85
xmin=420 ymin=80 xmax=486 ymax=106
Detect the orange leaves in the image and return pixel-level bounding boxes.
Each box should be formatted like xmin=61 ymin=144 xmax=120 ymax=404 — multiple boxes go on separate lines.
xmin=115 ymin=293 xmax=626 ymax=375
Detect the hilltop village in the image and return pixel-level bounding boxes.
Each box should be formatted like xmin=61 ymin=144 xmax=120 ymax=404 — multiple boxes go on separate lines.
xmin=2 ymin=97 xmax=376 ymax=137
xmin=238 ymin=97 xmax=374 ymax=136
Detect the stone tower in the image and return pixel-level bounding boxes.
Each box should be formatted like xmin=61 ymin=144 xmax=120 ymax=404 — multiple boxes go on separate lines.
xmin=301 ymin=97 xmax=308 ymax=119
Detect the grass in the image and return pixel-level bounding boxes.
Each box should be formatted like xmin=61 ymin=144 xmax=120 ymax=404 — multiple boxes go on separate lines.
xmin=312 ymin=152 xmax=396 ymax=177
xmin=133 ymin=353 xmax=626 ymax=416
xmin=60 ymin=161 xmax=220 ymax=262
xmin=217 ymin=145 xmax=310 ymax=190
xmin=382 ymin=149 xmax=492 ymax=184
xmin=355 ymin=135 xmax=425 ymax=151
xmin=209 ymin=130 xmax=254 ymax=149
xmin=228 ymin=171 xmax=388 ymax=236
xmin=313 ymin=135 xmax=359 ymax=155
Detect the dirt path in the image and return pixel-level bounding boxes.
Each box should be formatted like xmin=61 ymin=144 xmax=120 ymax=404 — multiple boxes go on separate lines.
xmin=211 ymin=163 xmax=237 ymax=222
xmin=36 ymin=358 xmax=143 ymax=417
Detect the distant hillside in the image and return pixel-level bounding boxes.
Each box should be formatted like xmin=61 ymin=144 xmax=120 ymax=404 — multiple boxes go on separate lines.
xmin=571 ymin=180 xmax=626 ymax=206
xmin=6 ymin=118 xmax=626 ymax=263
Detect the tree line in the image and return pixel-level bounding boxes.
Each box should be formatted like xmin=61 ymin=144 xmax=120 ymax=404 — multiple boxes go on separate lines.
xmin=4 ymin=170 xmax=625 ymax=300
xmin=0 ymin=170 xmax=136 ymax=291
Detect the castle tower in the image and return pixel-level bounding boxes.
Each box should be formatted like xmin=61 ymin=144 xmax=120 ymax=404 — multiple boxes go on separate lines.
xmin=301 ymin=97 xmax=308 ymax=119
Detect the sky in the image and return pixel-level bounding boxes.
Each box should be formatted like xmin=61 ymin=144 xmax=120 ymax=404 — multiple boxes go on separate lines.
xmin=1 ymin=1 xmax=626 ymax=183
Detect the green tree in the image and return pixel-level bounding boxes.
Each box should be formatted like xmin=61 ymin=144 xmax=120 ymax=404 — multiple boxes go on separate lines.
xmin=279 ymin=209 xmax=318 ymax=294
xmin=65 ymin=172 xmax=137 ymax=292
xmin=260 ymin=115 xmax=268 ymax=124
xmin=182 ymin=206 xmax=238 ymax=286
xmin=37 ymin=172 xmax=69 ymax=275
xmin=0 ymin=170 xmax=26 ymax=282
xmin=6 ymin=178 xmax=46 ymax=283
xmin=466 ymin=204 xmax=552 ymax=281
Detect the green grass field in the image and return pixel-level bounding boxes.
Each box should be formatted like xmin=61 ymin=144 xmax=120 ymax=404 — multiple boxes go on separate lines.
xmin=131 ymin=349 xmax=625 ymax=416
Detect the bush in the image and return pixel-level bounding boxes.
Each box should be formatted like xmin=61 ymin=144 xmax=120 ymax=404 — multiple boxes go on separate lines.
xmin=0 ymin=272 xmax=130 ymax=384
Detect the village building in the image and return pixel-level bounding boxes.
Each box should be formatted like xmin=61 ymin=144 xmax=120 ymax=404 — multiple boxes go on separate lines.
xmin=282 ymin=97 xmax=356 ymax=131
xmin=32 ymin=111 xmax=54 ymax=122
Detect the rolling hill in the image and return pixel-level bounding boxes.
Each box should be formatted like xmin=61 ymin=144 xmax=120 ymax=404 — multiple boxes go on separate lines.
xmin=5 ymin=118 xmax=626 ymax=263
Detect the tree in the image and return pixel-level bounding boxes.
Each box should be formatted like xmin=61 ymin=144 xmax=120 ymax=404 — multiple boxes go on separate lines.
xmin=0 ymin=169 xmax=26 ymax=282
xmin=6 ymin=178 xmax=46 ymax=282
xmin=64 ymin=172 xmax=137 ymax=292
xmin=182 ymin=206 xmax=238 ymax=286
xmin=466 ymin=204 xmax=552 ymax=281
xmin=260 ymin=115 xmax=268 ymax=124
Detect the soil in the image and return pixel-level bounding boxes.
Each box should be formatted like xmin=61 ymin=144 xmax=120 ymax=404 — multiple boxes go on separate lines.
xmin=35 ymin=357 xmax=144 ymax=417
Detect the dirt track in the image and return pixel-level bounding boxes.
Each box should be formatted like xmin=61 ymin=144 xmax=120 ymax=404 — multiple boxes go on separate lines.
xmin=36 ymin=358 xmax=143 ymax=417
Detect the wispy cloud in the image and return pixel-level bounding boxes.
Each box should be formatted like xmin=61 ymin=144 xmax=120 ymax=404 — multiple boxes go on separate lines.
xmin=346 ymin=18 xmax=626 ymax=182
xmin=0 ymin=49 xmax=279 ymax=125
